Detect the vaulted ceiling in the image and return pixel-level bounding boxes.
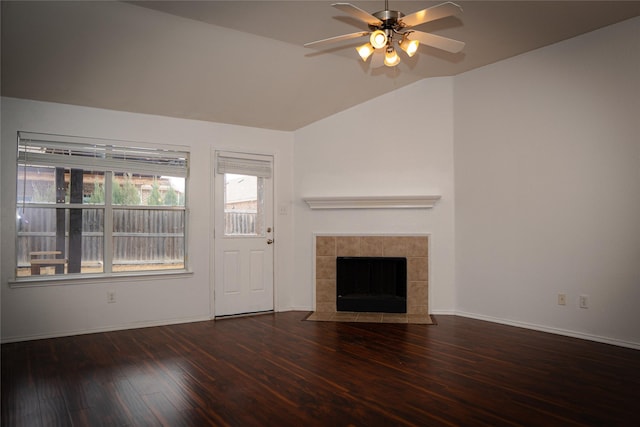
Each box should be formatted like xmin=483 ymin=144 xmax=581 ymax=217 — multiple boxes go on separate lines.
xmin=2 ymin=1 xmax=639 ymax=131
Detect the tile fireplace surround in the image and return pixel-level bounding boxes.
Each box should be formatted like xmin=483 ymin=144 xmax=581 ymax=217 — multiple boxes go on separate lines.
xmin=309 ymin=235 xmax=431 ymax=324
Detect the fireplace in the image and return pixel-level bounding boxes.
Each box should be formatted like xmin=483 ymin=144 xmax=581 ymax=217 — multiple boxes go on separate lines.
xmin=314 ymin=235 xmax=429 ymax=320
xmin=337 ymin=257 xmax=407 ymax=313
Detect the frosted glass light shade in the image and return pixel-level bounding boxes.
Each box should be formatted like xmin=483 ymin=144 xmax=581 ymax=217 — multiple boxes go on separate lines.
xmin=356 ymin=43 xmax=375 ymax=61
xmin=384 ymin=48 xmax=400 ymax=67
xmin=370 ymin=30 xmax=387 ymax=49
xmin=399 ymin=37 xmax=420 ymax=57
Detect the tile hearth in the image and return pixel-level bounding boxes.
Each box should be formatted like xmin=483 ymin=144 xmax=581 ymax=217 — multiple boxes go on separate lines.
xmin=306 ymin=311 xmax=433 ymax=324
xmin=311 ymin=235 xmax=430 ymax=324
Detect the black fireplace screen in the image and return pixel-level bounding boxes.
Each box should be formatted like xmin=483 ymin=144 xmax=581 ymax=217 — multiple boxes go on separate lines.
xmin=336 ymin=257 xmax=407 ymax=313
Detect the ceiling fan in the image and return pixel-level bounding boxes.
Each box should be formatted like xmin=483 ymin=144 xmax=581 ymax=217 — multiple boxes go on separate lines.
xmin=304 ymin=1 xmax=465 ymax=67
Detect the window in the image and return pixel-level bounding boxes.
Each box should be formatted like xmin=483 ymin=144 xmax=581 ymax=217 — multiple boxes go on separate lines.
xmin=16 ymin=132 xmax=188 ymax=279
xmin=215 ymin=151 xmax=272 ymax=237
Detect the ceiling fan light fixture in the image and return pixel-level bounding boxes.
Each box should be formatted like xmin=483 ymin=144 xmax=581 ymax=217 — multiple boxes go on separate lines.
xmin=305 ymin=2 xmax=466 ymax=70
xmin=370 ymin=30 xmax=388 ymax=49
xmin=399 ymin=35 xmax=420 ymax=57
xmin=384 ymin=47 xmax=400 ymax=67
xmin=356 ymin=42 xmax=375 ymax=61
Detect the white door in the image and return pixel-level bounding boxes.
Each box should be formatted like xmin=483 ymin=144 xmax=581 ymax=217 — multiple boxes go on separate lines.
xmin=214 ymin=151 xmax=274 ymax=316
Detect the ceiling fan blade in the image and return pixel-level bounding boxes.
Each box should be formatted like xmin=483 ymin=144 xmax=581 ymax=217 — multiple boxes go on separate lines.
xmin=410 ymin=31 xmax=465 ymax=53
xmin=304 ymin=31 xmax=370 ymax=48
xmin=332 ymin=3 xmax=383 ymax=27
xmin=400 ymin=1 xmax=463 ymax=28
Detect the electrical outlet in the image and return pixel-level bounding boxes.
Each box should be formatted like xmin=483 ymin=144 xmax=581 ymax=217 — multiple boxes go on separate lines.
xmin=107 ymin=291 xmax=116 ymax=304
xmin=579 ymin=295 xmax=589 ymax=309
xmin=557 ymin=294 xmax=566 ymax=306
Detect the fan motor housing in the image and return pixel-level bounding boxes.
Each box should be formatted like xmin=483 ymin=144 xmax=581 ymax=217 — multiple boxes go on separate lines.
xmin=371 ymin=9 xmax=405 ymax=30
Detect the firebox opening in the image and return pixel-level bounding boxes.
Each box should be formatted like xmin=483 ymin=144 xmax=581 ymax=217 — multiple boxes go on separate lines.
xmin=336 ymin=257 xmax=407 ymax=313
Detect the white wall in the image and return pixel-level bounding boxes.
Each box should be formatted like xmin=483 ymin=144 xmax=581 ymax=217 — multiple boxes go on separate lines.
xmin=454 ymin=17 xmax=640 ymax=347
xmin=1 ymin=97 xmax=295 ymax=342
xmin=293 ymin=78 xmax=456 ymax=313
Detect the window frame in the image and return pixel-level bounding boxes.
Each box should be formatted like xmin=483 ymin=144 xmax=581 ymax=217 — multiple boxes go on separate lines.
xmin=13 ymin=131 xmax=190 ymax=284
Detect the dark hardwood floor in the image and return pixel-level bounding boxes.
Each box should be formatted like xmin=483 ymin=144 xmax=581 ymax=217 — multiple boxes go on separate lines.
xmin=2 ymin=312 xmax=639 ymax=426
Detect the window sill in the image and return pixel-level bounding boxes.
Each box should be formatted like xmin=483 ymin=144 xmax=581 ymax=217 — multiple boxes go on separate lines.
xmin=9 ymin=269 xmax=193 ymax=288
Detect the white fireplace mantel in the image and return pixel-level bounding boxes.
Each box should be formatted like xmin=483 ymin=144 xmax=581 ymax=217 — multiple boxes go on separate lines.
xmin=303 ymin=195 xmax=441 ymax=210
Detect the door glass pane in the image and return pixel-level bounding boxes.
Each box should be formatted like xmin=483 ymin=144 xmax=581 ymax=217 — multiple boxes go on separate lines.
xmin=224 ymin=173 xmax=264 ymax=236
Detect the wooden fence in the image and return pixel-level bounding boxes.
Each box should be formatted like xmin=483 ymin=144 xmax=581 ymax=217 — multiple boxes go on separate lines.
xmin=224 ymin=211 xmax=257 ymax=235
xmin=17 ymin=209 xmax=257 ymax=267
xmin=16 ymin=208 xmax=185 ymax=267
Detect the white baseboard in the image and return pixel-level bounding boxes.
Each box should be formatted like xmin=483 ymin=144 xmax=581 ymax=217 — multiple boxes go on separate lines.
xmin=277 ymin=306 xmax=313 ymax=312
xmin=0 ymin=315 xmax=212 ymax=344
xmin=7 ymin=309 xmax=636 ymax=350
xmin=430 ymin=309 xmax=456 ymax=315
xmin=454 ymin=311 xmax=640 ymax=350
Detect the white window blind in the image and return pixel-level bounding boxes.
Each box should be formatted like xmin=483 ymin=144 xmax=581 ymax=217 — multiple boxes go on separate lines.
xmin=18 ymin=132 xmax=189 ymax=177
xmin=216 ymin=151 xmax=272 ymax=178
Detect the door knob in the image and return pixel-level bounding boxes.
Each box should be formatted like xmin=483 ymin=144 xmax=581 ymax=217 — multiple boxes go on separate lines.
xmin=267 ymin=239 xmax=274 ymax=245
